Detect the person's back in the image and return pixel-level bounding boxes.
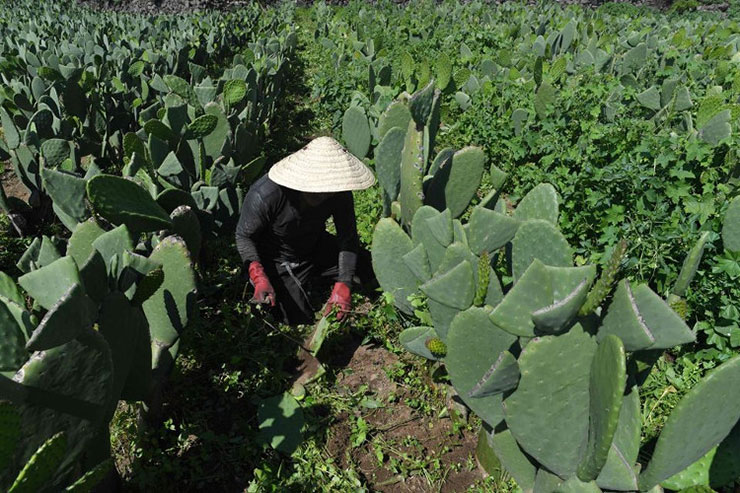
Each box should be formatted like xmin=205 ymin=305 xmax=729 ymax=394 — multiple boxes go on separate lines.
xmin=235 ymin=137 xmax=375 ymax=325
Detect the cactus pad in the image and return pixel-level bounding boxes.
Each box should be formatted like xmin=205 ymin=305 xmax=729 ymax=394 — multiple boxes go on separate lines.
xmin=489 ymin=259 xmax=552 ymax=337
xmin=401 ymin=243 xmax=431 ymax=283
xmin=0 ymin=401 xmax=20 ymax=472
xmin=408 ymin=81 xmax=436 ymax=127
xmin=372 ymin=218 xmax=417 ymax=314
xmin=142 ymin=236 xmax=196 ymax=374
xmin=511 ymin=220 xmax=573 ymax=282
xmin=722 ymin=196 xmax=740 ymax=252
xmin=468 ymin=350 xmax=519 ymax=398
xmin=425 ymin=147 xmax=485 ymax=219
xmin=465 ymin=207 xmax=520 ymax=256
xmin=18 ymin=256 xmax=80 ymax=311
xmin=513 ymin=183 xmax=559 ymax=224
xmin=532 ymin=277 xmax=590 ymax=334
xmin=0 ymin=302 xmax=27 ymax=372
xmin=673 ymin=232 xmax=709 ymax=297
xmin=447 ymin=307 xmax=517 ymax=429
xmin=577 ymin=335 xmax=626 ymax=482
xmin=185 ymin=114 xmax=218 ymax=139
xmin=41 ymin=168 xmax=87 ymax=224
xmin=504 ymin=325 xmax=596 ymax=478
xmin=598 ymin=280 xmax=694 ymax=351
xmin=223 ymin=79 xmax=247 ymax=106
xmin=555 ymin=477 xmax=601 ymax=493
xmin=65 ymin=458 xmax=112 ymax=493
xmin=411 ymin=206 xmax=448 ymax=271
xmin=377 ymin=101 xmax=411 ymax=139
xmin=26 ymin=284 xmax=96 ymax=352
xmin=9 ymin=431 xmax=67 ymax=493
xmin=342 ymin=106 xmax=371 ymax=159
xmin=596 ymin=386 xmax=640 ymax=491
xmin=491 ymin=429 xmax=536 ymax=492
xmin=639 ymin=356 xmax=740 ymax=490
xmin=170 ymin=206 xmax=202 ymax=259
xmin=535 ymin=468 xmax=564 ymax=493
xmin=0 ymin=272 xmax=23 ymax=306
xmin=420 ymin=261 xmax=475 ymax=310
xmin=67 ymin=220 xmax=105 ymax=267
xmin=375 ymin=127 xmax=405 ymax=203
xmin=399 ymin=120 xmax=425 ymax=227
xmin=399 ymin=327 xmax=442 ymax=360
xmin=87 ymin=175 xmax=172 ymax=233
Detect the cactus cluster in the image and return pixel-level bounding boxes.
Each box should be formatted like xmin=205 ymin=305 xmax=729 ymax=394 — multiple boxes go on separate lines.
xmin=342 ymin=80 xmax=500 ymax=224
xmin=0 ymin=217 xmax=196 ymax=490
xmin=373 ymin=180 xmax=740 ymax=492
xmin=0 ymin=0 xmax=296 ymax=236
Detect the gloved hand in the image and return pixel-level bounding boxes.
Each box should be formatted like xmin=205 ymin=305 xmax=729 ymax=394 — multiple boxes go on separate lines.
xmin=248 ymin=261 xmax=275 ymax=307
xmin=324 ymin=282 xmax=351 ymax=320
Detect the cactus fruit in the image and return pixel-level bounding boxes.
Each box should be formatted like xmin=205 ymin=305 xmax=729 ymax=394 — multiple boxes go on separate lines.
xmin=425 ymin=337 xmax=447 ymax=358
xmin=579 ymin=239 xmax=627 ymax=316
xmin=669 ymin=297 xmax=690 ymax=320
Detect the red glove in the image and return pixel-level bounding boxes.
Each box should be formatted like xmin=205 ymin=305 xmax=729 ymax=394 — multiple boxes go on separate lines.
xmin=248 ymin=261 xmax=275 ymax=307
xmin=324 ymin=282 xmax=351 ymax=320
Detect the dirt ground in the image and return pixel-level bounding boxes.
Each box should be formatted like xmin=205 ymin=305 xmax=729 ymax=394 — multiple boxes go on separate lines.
xmin=2 ymin=170 xmax=29 ymax=203
xmin=326 ymin=344 xmax=483 ymax=492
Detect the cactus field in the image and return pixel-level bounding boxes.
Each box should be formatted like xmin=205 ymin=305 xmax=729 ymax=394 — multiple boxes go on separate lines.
xmin=2 ymin=0 xmax=740 ymax=491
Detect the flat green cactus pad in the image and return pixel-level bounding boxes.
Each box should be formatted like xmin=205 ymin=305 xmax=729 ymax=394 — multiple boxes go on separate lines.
xmin=7 ymin=331 xmax=113 ymax=487
xmin=26 ymin=284 xmax=97 ymax=352
xmin=447 ymin=307 xmax=517 ymax=429
xmin=0 ymin=302 xmax=27 ymax=372
xmin=511 ymin=219 xmax=573 ymax=282
xmin=513 ymin=183 xmax=559 ymax=224
xmin=87 ymin=175 xmax=172 ymax=233
xmin=399 ymin=326 xmax=442 ymax=361
xmin=256 ymin=392 xmax=304 ymax=455
xmin=399 ymin=119 xmax=425 ymax=227
xmin=555 ymin=477 xmax=601 ymax=493
xmin=0 ymin=272 xmax=24 ymax=306
xmin=532 ymin=276 xmax=590 ymax=335
xmin=535 ymin=468 xmax=564 ymax=493
xmin=420 ymin=260 xmax=475 ymax=310
xmin=465 ymin=207 xmax=520 ymax=256
xmin=490 ymin=259 xmax=552 ymax=337
xmin=18 ymin=256 xmax=81 ymax=311
xmin=491 ymin=429 xmax=537 ymax=492
xmin=378 ymin=101 xmax=412 ymax=139
xmin=372 ymin=218 xmax=417 ymax=314
xmin=468 ymin=350 xmax=519 ymax=398
xmin=578 ymin=335 xmax=627 ymax=481
xmin=41 ymin=168 xmax=87 ymax=224
xmin=425 ymin=146 xmax=485 ymax=219
xmin=375 ymin=127 xmax=405 ymax=203
xmin=0 ymin=401 xmax=20 ymax=472
xmin=342 ymin=106 xmax=371 ymax=159
xmin=425 ymin=208 xmax=454 ymax=247
xmin=401 ymin=243 xmax=431 ymax=283
xmin=65 ymin=458 xmax=112 ymax=493
xmin=722 ymin=196 xmax=740 ymax=253
xmin=142 ymin=236 xmax=196 ymax=373
xmin=504 ymin=325 xmax=596 ymax=478
xmin=595 ymin=386 xmax=640 ymax=491
xmin=67 ymin=220 xmax=105 ymax=267
xmin=639 ymin=356 xmax=740 ymax=490
xmin=598 ymin=280 xmax=694 ymax=351
xmin=9 ymin=431 xmax=67 ymax=493
xmin=411 ymin=206 xmax=447 ymax=272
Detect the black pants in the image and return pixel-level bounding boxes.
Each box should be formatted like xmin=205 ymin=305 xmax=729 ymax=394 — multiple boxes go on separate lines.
xmin=261 ymin=233 xmax=375 ymax=325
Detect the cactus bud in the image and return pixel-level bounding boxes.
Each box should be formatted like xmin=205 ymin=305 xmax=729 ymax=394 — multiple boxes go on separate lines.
xmin=425 ymin=337 xmax=447 ymax=358
xmin=579 ymin=238 xmax=627 ymax=316
xmin=474 ymin=252 xmax=491 ymax=306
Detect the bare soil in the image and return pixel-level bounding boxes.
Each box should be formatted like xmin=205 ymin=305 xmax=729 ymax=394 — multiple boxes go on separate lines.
xmin=1 ymin=170 xmax=29 ymax=203
xmin=326 ymin=344 xmax=482 ymax=492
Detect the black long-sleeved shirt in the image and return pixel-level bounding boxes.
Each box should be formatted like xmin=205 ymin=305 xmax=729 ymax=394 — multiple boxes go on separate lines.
xmin=235 ymin=175 xmax=359 ymax=284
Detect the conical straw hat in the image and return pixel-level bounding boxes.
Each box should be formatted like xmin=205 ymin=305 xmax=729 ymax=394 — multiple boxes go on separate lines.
xmin=268 ymin=136 xmax=376 ymax=193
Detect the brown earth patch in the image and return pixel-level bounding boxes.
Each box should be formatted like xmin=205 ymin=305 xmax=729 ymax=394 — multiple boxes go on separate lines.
xmin=2 ymin=170 xmax=29 ymax=203
xmin=326 ymin=344 xmax=483 ymax=492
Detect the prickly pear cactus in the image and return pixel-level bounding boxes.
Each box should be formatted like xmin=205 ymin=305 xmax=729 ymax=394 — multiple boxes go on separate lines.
xmin=373 ymin=179 xmax=740 ymax=492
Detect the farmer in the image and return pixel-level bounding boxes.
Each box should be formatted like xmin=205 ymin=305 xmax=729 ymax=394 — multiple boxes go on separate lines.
xmin=235 ymin=136 xmax=376 ymax=325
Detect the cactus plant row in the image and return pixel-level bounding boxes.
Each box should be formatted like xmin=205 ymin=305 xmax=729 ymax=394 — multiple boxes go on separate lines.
xmin=372 ymin=178 xmax=740 ymax=492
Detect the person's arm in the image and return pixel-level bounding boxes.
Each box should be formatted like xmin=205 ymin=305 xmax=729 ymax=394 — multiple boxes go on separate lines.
xmin=332 ymin=191 xmax=360 ymax=285
xmin=236 ymin=187 xmax=275 ymax=306
xmin=235 ymin=188 xmax=269 ymax=265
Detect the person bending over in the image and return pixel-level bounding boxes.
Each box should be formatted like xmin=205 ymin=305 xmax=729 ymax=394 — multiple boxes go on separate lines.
xmin=235 ymin=136 xmax=375 ymax=325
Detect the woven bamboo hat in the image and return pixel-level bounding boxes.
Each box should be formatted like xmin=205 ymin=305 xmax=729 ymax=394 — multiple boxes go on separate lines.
xmin=268 ymin=136 xmax=376 ymax=193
